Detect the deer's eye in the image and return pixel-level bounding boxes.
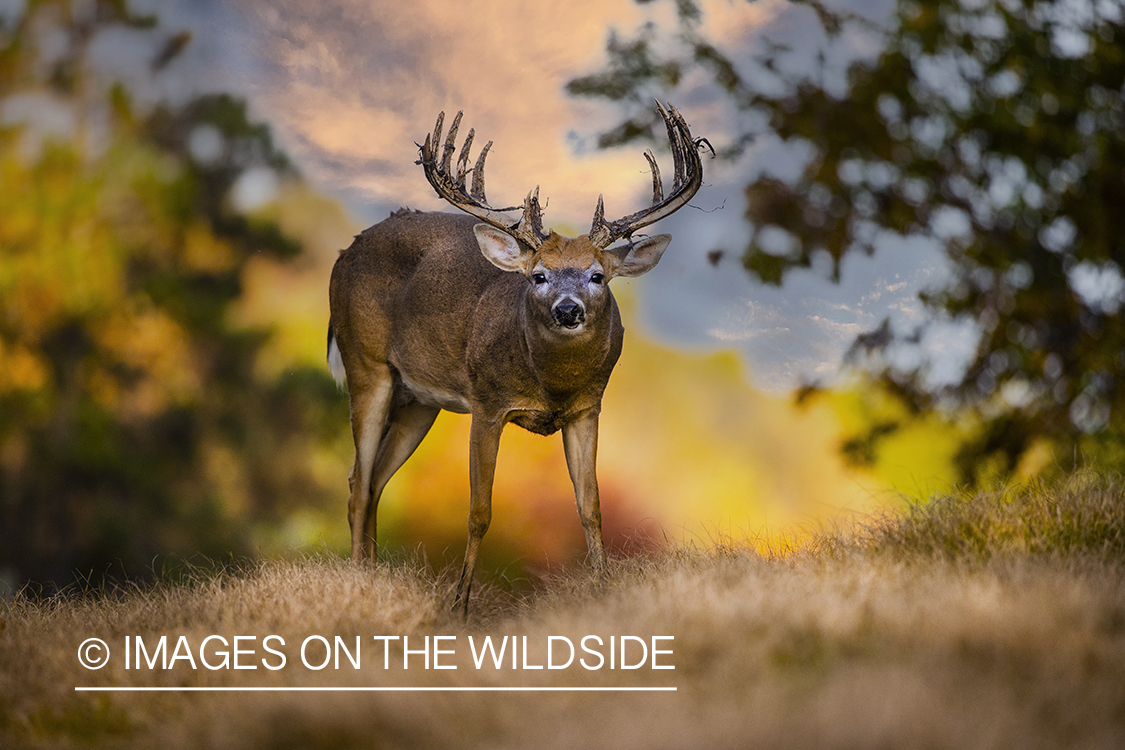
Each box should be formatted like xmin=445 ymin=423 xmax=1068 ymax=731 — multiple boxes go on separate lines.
xmin=532 ymin=273 xmax=547 ymax=285
xmin=590 ymin=273 xmax=605 ymax=285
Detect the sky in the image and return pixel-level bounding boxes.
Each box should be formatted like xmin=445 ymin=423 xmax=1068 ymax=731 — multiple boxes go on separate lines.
xmin=122 ymin=0 xmax=969 ymax=393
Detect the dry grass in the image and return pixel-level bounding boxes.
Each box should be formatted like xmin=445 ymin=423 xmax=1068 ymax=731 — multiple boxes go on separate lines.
xmin=2 ymin=476 xmax=1124 ymax=749
xmin=856 ymin=471 xmax=1125 ymax=561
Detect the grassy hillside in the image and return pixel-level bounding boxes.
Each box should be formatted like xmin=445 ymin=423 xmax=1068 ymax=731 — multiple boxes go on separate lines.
xmin=2 ymin=474 xmax=1123 ymax=749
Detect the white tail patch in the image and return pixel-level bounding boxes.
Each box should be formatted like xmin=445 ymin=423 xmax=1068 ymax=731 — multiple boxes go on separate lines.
xmin=328 ymin=332 xmax=347 ymax=389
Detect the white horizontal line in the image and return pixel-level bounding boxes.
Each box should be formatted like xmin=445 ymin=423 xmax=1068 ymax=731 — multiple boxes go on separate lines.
xmin=75 ymin=686 xmax=676 ymax=693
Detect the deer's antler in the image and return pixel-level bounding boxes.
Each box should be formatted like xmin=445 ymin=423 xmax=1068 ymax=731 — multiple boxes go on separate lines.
xmin=417 ymin=111 xmax=549 ymax=249
xmin=588 ymin=101 xmax=709 ymax=249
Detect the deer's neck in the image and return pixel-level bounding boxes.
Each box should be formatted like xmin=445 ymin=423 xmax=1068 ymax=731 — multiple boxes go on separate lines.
xmin=520 ymin=302 xmax=613 ymax=397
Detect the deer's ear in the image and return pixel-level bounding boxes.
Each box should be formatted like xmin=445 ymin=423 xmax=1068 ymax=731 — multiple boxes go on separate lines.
xmin=474 ymin=224 xmax=529 ymax=273
xmin=604 ymin=234 xmax=671 ymax=278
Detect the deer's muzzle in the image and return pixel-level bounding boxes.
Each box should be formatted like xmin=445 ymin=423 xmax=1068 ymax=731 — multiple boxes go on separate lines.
xmin=552 ymin=300 xmax=585 ymax=328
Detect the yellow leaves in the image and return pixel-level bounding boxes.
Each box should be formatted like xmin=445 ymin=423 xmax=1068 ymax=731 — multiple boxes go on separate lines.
xmin=823 ymin=383 xmax=961 ymax=497
xmin=233 ymin=180 xmax=356 ymax=376
xmin=0 ymin=166 xmax=40 ymax=246
xmin=183 ymin=221 xmax=235 ymax=274
xmin=236 ymin=256 xmax=326 ymax=375
xmin=0 ymin=136 xmax=221 ymax=418
xmin=93 ymin=309 xmax=201 ymax=416
xmin=0 ymin=143 xmax=128 ymax=336
xmin=0 ymin=141 xmax=203 ymax=414
xmin=0 ymin=340 xmax=49 ymax=392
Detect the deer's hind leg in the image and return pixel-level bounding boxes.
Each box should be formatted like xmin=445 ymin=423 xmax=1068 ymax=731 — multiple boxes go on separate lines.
xmin=347 ymin=363 xmax=394 ymax=562
xmin=360 ymin=396 xmax=440 ymax=559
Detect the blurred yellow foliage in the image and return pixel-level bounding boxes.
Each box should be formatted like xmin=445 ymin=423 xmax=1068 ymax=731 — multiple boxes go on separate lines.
xmin=183 ymin=221 xmax=236 ymax=273
xmin=0 ymin=341 xmax=49 ymax=392
xmin=93 ymin=308 xmax=200 ymax=415
xmin=234 ymin=180 xmax=356 ymax=376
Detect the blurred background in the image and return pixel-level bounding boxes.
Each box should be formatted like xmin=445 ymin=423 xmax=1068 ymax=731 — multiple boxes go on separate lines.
xmin=3 ymin=0 xmax=1122 ymax=592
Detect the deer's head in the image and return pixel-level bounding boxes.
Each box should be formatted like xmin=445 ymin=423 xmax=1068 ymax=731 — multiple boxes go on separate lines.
xmin=472 ymin=226 xmax=669 ymax=334
xmin=418 ymin=102 xmax=707 ymax=336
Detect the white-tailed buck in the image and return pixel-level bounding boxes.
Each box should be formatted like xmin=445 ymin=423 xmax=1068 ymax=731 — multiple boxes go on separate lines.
xmin=328 ymin=102 xmax=706 ymax=613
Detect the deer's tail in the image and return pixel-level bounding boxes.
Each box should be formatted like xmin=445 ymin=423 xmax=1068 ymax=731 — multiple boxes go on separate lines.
xmin=327 ymin=322 xmax=347 ymax=389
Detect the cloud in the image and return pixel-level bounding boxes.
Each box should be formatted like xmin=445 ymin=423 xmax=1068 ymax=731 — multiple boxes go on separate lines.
xmin=227 ymin=0 xmax=690 ymax=226
xmin=168 ymin=0 xmax=967 ymax=393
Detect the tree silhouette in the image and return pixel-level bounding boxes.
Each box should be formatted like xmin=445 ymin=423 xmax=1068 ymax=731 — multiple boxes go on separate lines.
xmin=570 ymin=0 xmax=1125 ymax=482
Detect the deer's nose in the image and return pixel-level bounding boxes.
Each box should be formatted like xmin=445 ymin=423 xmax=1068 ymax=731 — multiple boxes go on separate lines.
xmin=552 ymin=301 xmax=585 ymax=328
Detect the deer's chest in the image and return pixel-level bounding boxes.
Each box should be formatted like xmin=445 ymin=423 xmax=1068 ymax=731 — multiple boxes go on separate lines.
xmin=509 ymin=408 xmax=570 ymax=436
xmin=505 ymin=389 xmax=602 ymax=435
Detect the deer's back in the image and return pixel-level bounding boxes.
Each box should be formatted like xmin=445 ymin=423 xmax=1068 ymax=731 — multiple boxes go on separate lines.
xmin=329 ymin=209 xmax=521 ymax=400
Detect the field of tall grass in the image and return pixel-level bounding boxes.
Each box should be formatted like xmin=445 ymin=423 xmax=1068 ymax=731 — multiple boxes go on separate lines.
xmin=2 ymin=472 xmax=1124 ymax=749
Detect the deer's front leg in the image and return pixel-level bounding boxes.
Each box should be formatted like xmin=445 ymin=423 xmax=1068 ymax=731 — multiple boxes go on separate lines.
xmin=455 ymin=415 xmax=504 ymax=617
xmin=563 ymin=409 xmax=607 ymax=574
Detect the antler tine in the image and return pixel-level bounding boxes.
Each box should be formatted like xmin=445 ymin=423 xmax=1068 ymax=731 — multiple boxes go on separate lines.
xmin=643 ymin=149 xmax=663 ymax=205
xmin=589 ymin=193 xmax=611 ymax=248
xmin=655 ymin=101 xmax=683 ymax=192
xmin=517 ymin=186 xmax=545 ymax=245
xmin=587 ymin=100 xmax=708 ymax=249
xmin=440 ymin=111 xmax=462 ymax=177
xmin=455 ymin=127 xmax=475 ymax=187
xmin=663 ymin=101 xmax=694 ymax=193
xmin=670 ymin=104 xmax=696 ymax=191
xmin=430 ymin=111 xmax=445 ymax=163
xmin=417 ymin=111 xmax=548 ymax=249
xmin=470 ymin=140 xmax=492 ymax=202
